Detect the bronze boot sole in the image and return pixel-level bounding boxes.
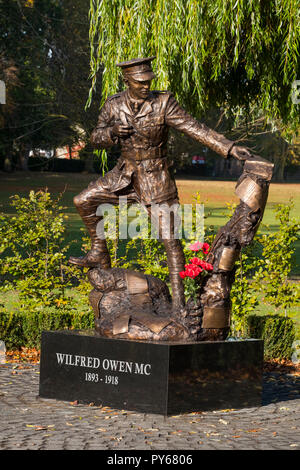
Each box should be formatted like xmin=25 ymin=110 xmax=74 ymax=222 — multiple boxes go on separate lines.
xmin=68 ymin=254 xmax=104 ymax=268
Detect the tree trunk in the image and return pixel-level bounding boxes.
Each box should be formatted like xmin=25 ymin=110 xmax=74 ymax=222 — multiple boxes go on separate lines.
xmin=18 ymin=143 xmax=31 ymax=171
xmin=274 ymin=138 xmax=288 ymax=182
xmin=3 ymin=154 xmax=13 ymax=172
xmin=84 ymin=150 xmax=95 ymax=173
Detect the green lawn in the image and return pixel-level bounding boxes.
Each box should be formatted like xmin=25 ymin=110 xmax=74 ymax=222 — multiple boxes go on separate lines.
xmin=1 ymin=171 xmax=299 ymax=276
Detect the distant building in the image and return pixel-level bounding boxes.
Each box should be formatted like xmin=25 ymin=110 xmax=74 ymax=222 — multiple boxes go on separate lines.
xmin=55 ymin=142 xmax=85 ymax=159
xmin=29 ymin=141 xmax=85 ymax=160
xmin=192 ymin=155 xmax=206 ymax=165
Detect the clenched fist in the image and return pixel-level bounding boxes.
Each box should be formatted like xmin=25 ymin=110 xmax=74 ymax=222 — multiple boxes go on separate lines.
xmin=112 ymin=122 xmax=134 ymax=138
xmin=229 ymin=145 xmax=252 ymax=161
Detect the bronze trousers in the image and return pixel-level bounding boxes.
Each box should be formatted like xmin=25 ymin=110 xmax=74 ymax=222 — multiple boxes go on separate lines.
xmin=73 ymin=171 xmax=185 ymax=308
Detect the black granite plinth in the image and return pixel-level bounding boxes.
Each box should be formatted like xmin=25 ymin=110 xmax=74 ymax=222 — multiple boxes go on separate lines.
xmin=39 ymin=330 xmax=263 ymax=415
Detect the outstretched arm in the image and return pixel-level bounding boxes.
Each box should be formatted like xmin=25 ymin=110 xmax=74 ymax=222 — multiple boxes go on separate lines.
xmin=165 ymin=94 xmax=251 ymax=160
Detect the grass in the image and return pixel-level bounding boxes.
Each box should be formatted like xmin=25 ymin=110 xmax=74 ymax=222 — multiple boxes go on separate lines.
xmin=1 ymin=171 xmax=299 ymax=275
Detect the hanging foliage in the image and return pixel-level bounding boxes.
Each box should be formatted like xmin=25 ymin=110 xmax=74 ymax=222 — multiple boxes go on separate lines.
xmin=87 ymin=0 xmax=300 ymax=136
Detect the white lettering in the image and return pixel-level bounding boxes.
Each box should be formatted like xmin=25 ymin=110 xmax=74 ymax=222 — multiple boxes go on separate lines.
xmin=93 ymin=357 xmax=100 ymax=368
xmin=109 ymin=359 xmax=119 ymax=371
xmin=55 ymin=353 xmax=148 ymax=375
xmin=74 ymin=355 xmax=80 ymax=366
xmin=107 ymin=455 xmax=142 ymax=467
xmin=56 ymin=353 xmax=66 ymax=364
xmin=87 ymin=356 xmax=93 ymax=368
xmin=66 ymin=354 xmax=74 ymax=365
xmin=80 ymin=356 xmax=86 ymax=367
xmin=125 ymin=362 xmax=132 ymax=373
xmin=56 ymin=353 xmax=101 ymax=368
xmin=134 ymin=363 xmax=151 ymax=375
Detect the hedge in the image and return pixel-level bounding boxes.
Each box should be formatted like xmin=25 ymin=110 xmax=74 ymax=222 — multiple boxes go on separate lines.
xmin=0 ymin=310 xmax=94 ymax=350
xmin=28 ymin=157 xmax=86 ymax=173
xmin=244 ymin=314 xmax=296 ymax=360
xmin=0 ymin=310 xmax=296 ymax=360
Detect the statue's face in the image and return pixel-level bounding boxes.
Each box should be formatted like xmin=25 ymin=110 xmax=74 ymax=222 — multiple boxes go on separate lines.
xmin=126 ymin=76 xmax=152 ymax=100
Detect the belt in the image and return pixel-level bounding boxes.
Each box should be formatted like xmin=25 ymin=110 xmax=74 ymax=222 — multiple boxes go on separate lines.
xmin=121 ymin=147 xmax=167 ymax=161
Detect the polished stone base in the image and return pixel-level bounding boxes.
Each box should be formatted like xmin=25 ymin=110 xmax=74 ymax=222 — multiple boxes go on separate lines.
xmin=39 ymin=330 xmax=263 ymax=415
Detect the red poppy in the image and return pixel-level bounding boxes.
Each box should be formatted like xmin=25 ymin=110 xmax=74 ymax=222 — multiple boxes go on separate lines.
xmin=202 ymin=243 xmax=210 ymax=254
xmin=203 ymin=261 xmax=213 ymax=271
xmin=188 ymin=241 xmax=210 ymax=254
xmin=189 ymin=257 xmax=203 ymax=266
xmin=185 ymin=265 xmax=203 ymax=279
xmin=188 ymin=241 xmax=203 ymax=251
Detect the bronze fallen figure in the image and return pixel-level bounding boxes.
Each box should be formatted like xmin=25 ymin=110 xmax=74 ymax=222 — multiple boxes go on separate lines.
xmin=69 ymin=57 xmax=273 ymax=341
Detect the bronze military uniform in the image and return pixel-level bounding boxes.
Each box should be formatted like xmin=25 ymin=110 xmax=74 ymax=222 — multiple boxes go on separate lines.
xmin=70 ymin=57 xmax=238 ymax=309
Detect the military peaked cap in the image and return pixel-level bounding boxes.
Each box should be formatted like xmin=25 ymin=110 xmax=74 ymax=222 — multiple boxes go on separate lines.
xmin=117 ymin=56 xmax=156 ymax=81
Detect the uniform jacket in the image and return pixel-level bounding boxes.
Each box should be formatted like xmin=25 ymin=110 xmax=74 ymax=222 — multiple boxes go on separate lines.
xmin=90 ymin=90 xmax=235 ymax=204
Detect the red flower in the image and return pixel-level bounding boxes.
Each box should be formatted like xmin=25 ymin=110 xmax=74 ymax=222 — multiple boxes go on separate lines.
xmin=185 ymin=264 xmax=203 ymax=279
xmin=188 ymin=241 xmax=203 ymax=251
xmin=203 ymin=261 xmax=213 ymax=271
xmin=179 ymin=252 xmax=213 ymax=281
xmin=201 ymin=243 xmax=210 ymax=254
xmin=189 ymin=257 xmax=203 ymax=266
xmin=188 ymin=241 xmax=210 ymax=254
xmin=189 ymin=258 xmax=213 ymax=270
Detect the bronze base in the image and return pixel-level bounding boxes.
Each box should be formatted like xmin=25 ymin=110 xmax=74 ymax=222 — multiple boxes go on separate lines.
xmin=86 ymin=266 xmax=229 ymax=342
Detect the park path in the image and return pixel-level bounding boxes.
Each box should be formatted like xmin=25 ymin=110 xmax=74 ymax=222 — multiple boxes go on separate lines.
xmin=0 ymin=362 xmax=299 ymax=451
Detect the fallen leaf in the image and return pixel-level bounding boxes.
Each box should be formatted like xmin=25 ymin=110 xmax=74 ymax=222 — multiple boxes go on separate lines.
xmin=219 ymin=419 xmax=228 ymax=425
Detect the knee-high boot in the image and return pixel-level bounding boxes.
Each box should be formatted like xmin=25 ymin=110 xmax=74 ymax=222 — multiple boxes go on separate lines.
xmin=163 ymin=238 xmax=186 ymax=310
xmin=69 ymin=210 xmax=111 ymax=269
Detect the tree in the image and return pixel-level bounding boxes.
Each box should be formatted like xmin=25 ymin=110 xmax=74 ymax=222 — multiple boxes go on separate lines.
xmin=0 ymin=0 xmax=101 ymax=172
xmin=87 ymin=0 xmax=300 ymax=146
xmin=0 ymin=0 xmax=66 ymax=170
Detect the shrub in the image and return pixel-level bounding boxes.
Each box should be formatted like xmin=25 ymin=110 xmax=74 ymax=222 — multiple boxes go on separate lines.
xmin=0 ymin=308 xmax=94 ymax=350
xmin=253 ymin=200 xmax=300 ymax=316
xmin=0 ymin=190 xmax=85 ymax=306
xmin=244 ymin=314 xmax=296 ymax=360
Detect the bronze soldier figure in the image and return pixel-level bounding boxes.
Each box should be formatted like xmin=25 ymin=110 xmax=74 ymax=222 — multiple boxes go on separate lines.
xmin=69 ymin=57 xmax=252 ymax=310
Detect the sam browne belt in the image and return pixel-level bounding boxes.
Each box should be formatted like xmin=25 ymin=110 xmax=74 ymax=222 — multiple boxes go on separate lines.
xmin=121 ymin=147 xmax=167 ymax=161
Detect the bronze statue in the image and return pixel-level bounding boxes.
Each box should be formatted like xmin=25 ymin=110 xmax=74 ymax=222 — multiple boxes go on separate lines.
xmin=69 ymin=57 xmax=273 ymax=341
